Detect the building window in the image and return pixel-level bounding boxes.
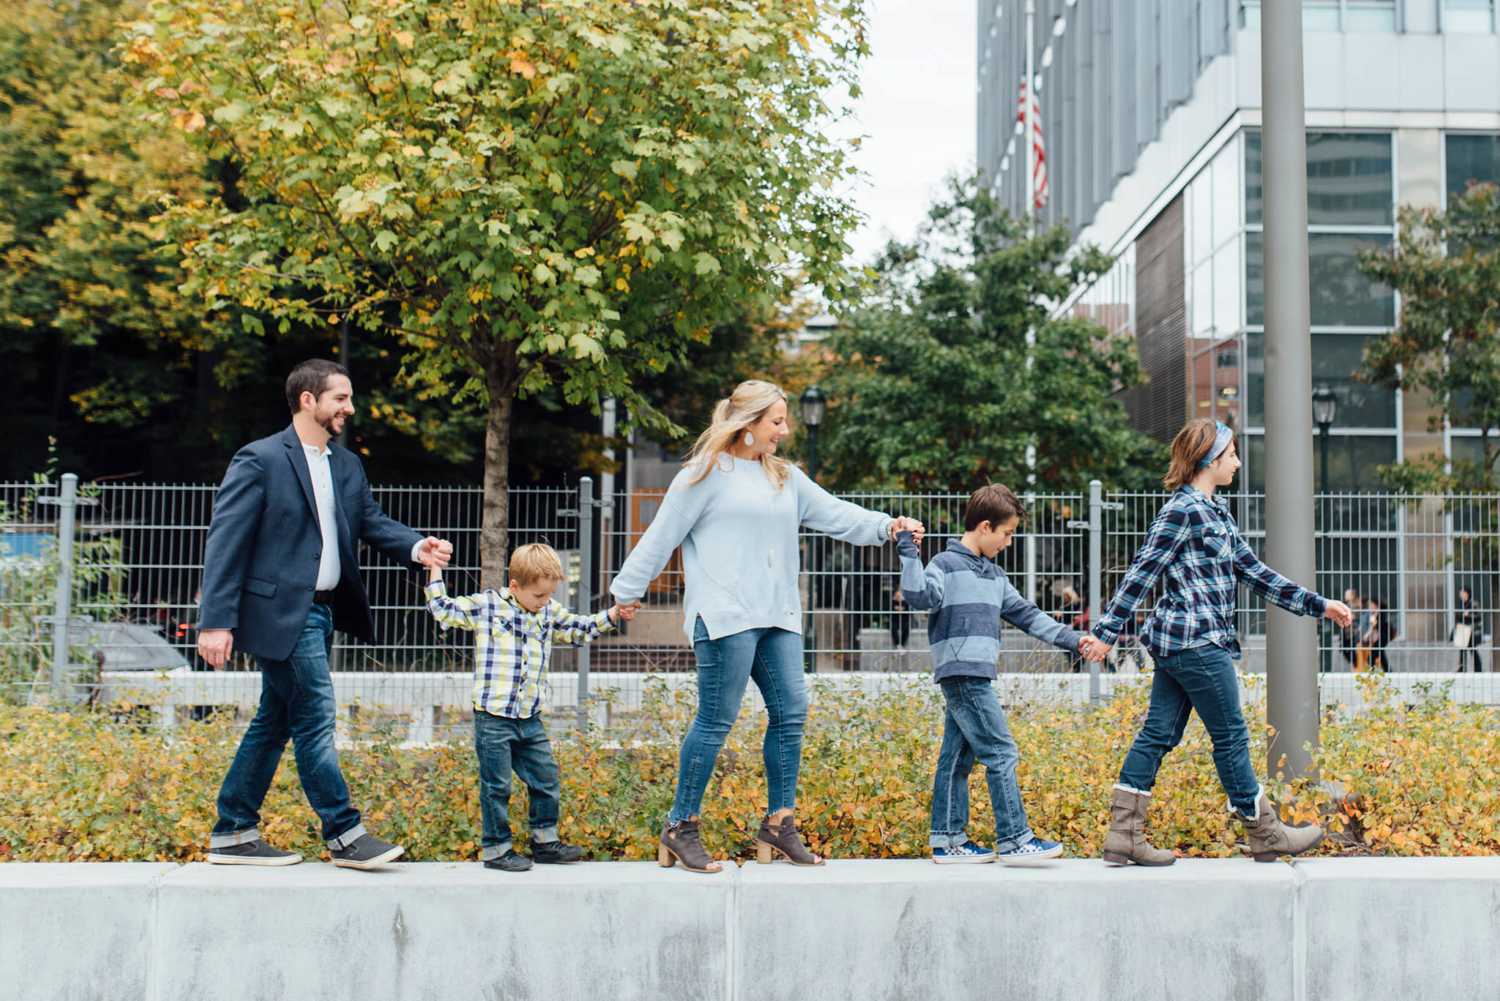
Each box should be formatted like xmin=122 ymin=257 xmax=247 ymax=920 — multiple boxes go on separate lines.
xmin=1445 ymin=133 xmax=1500 ymax=204
xmin=1443 ymin=0 xmax=1497 ymax=32
xmin=1242 ymin=129 xmax=1397 ymax=492
xmin=1241 ymin=1 xmax=1397 ymax=31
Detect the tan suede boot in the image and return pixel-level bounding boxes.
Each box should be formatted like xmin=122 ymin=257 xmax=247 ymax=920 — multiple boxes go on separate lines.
xmin=1239 ymin=792 xmax=1324 ymax=862
xmin=1102 ymin=786 xmax=1175 ymax=866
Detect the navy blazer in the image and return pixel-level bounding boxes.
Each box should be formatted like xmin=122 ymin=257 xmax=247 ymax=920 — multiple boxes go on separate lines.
xmin=197 ymin=425 xmax=423 ymax=661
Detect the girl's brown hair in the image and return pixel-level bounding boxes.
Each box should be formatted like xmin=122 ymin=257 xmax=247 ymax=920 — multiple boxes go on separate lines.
xmin=1163 ymin=418 xmax=1232 ymax=490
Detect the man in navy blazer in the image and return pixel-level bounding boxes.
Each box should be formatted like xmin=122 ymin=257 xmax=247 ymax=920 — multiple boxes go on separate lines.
xmin=198 ymin=359 xmax=453 ymax=869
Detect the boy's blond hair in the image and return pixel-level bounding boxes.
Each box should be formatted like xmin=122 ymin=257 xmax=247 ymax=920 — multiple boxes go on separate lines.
xmin=508 ymin=543 xmax=565 ymax=587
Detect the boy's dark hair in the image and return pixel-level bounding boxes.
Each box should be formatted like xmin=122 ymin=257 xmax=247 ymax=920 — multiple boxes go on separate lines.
xmin=963 ymin=483 xmax=1024 ymax=531
xmin=285 ymin=359 xmax=350 ymax=415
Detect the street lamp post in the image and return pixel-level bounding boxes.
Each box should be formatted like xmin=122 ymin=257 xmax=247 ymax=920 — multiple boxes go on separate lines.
xmin=1312 ymin=383 xmax=1337 ymax=492
xmin=800 ymin=387 xmax=826 ymax=672
xmin=1312 ymin=383 xmax=1338 ymax=674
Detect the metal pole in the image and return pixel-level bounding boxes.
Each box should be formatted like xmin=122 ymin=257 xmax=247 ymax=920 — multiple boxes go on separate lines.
xmin=1087 ymin=480 xmax=1103 ymax=704
xmin=1022 ymin=0 xmax=1040 ymax=595
xmin=50 ymin=473 xmax=79 ymax=701
xmin=1261 ymin=0 xmax=1319 ymax=781
xmin=576 ymin=477 xmax=593 ymax=733
xmin=804 ymin=427 xmax=819 ymax=672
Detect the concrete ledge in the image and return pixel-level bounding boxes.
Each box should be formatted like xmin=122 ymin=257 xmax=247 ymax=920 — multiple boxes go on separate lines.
xmin=3 ymin=859 xmax=1498 ymax=1001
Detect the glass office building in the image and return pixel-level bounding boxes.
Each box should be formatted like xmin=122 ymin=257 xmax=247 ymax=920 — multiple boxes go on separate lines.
xmin=980 ymin=1 xmax=1500 ymax=645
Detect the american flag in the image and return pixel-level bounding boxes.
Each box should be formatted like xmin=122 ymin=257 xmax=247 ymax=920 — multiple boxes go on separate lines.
xmin=1017 ymin=78 xmax=1049 ymax=211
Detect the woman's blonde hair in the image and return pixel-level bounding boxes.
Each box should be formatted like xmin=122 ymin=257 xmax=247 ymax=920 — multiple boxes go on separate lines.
xmin=684 ymin=380 xmax=792 ymax=489
xmin=1163 ymin=418 xmax=1233 ymax=490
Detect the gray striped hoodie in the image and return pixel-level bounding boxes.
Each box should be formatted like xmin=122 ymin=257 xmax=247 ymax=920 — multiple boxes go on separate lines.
xmin=897 ymin=532 xmax=1081 ymax=682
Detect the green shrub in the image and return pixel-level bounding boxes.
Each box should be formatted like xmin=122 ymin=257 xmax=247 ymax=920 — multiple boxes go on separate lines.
xmin=1 ymin=675 xmax=1494 ymax=862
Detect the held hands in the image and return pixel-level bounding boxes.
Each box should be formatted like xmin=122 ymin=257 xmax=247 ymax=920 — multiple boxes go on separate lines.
xmin=609 ymin=601 xmax=642 ymax=624
xmin=416 ymin=536 xmax=454 ymax=569
xmin=889 ymin=516 xmax=926 ymax=544
xmin=1323 ymin=599 xmax=1354 ymax=629
xmin=198 ymin=628 xmax=234 ymax=670
xmin=1077 ymin=635 xmax=1111 ymax=663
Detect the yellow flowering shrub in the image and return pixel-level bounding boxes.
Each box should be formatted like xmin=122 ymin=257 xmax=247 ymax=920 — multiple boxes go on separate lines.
xmin=0 ymin=674 xmax=1494 ymax=862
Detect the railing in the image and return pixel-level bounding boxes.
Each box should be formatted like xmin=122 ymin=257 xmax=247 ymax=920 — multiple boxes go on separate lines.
xmin=3 ymin=476 xmax=1496 ymax=730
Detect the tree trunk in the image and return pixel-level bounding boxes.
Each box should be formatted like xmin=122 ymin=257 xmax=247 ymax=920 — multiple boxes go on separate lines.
xmin=481 ymin=358 xmax=516 ymax=591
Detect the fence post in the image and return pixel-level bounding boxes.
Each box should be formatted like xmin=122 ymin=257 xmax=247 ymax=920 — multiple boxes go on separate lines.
xmin=576 ymin=477 xmax=593 ymax=733
xmin=1023 ymin=491 xmax=1038 ymax=604
xmin=1088 ymin=480 xmax=1103 ymax=705
xmin=50 ymin=473 xmax=79 ymax=702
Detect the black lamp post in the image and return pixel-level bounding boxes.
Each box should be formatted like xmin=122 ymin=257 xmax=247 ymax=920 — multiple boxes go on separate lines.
xmin=1311 ymin=382 xmax=1338 ymax=674
xmin=800 ymin=386 xmax=826 ymax=672
xmin=800 ymin=386 xmax=825 ymax=478
xmin=1312 ymin=382 xmax=1337 ymax=492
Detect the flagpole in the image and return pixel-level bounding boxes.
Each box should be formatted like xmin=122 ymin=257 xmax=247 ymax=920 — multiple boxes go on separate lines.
xmin=1022 ymin=0 xmax=1038 ymax=605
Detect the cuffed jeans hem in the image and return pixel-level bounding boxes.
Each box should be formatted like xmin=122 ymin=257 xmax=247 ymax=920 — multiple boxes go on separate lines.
xmin=995 ymin=827 xmax=1036 ymax=855
xmin=929 ymin=831 xmax=968 ymax=849
xmin=530 ymin=827 xmax=559 ymax=844
xmin=1114 ymin=782 xmax=1152 ymax=796
xmin=209 ymin=827 xmax=261 ymax=849
xmin=327 ymin=822 xmax=367 ymax=851
xmin=481 ymin=842 xmax=513 ymax=861
xmin=1227 ymin=784 xmax=1265 ymax=820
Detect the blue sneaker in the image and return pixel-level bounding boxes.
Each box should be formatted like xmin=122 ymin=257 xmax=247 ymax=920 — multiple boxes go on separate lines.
xmin=997 ymin=837 xmax=1064 ymax=866
xmin=932 ymin=840 xmax=995 ymax=864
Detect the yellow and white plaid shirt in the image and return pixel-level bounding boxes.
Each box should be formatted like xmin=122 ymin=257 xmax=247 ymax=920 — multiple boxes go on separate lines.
xmin=425 ymin=580 xmax=614 ymax=718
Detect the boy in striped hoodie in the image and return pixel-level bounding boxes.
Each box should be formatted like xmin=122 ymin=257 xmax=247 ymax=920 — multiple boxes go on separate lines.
xmin=898 ymin=484 xmax=1108 ymax=865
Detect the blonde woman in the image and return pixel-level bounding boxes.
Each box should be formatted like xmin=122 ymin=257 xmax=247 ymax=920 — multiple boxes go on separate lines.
xmin=611 ymin=380 xmax=922 ymax=873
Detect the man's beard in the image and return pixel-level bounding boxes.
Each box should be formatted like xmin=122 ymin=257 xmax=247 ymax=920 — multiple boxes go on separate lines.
xmin=317 ymin=412 xmax=343 ymax=438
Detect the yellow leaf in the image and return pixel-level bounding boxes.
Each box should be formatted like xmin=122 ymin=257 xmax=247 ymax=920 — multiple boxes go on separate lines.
xmin=393 ymin=30 xmax=414 ymax=48
xmin=510 ymin=56 xmax=536 ymax=79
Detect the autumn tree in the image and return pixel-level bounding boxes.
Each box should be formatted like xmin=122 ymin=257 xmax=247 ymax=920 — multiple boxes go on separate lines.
xmin=126 ymin=0 xmax=867 ymax=585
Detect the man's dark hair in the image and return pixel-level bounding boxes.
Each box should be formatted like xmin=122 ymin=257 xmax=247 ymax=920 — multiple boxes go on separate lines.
xmin=963 ymin=483 xmax=1024 ymax=531
xmin=285 ymin=359 xmax=350 ymax=415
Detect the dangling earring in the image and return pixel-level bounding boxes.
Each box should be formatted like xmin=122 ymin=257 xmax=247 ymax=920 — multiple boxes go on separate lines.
xmin=743 ymin=431 xmax=755 ymax=447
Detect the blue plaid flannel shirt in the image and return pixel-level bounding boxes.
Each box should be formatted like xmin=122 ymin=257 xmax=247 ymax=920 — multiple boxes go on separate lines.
xmin=425 ymin=580 xmax=614 ymax=718
xmin=1092 ymin=486 xmax=1327 ymax=659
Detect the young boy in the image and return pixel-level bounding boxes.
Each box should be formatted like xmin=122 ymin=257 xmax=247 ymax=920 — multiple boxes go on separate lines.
xmin=899 ymin=484 xmax=1105 ymax=865
xmin=425 ymin=543 xmax=635 ymax=872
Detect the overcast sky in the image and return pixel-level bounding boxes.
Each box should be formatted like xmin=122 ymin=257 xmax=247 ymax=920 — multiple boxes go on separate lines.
xmin=836 ymin=0 xmax=976 ymax=266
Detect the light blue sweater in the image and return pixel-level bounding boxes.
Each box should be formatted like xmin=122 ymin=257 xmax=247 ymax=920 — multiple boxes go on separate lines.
xmin=610 ymin=457 xmax=893 ymax=641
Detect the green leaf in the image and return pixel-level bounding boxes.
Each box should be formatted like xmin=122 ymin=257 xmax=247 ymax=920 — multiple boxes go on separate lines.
xmin=692 ymin=252 xmax=720 ymax=275
xmin=374 ymin=230 xmax=399 ymax=252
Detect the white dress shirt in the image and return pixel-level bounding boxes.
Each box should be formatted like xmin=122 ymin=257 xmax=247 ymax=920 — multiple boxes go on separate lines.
xmin=303 ymin=441 xmax=427 ymax=592
xmin=304 ymin=443 xmax=343 ymax=590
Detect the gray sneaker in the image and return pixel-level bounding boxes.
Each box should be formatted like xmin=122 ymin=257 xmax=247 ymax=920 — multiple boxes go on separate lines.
xmin=330 ymin=833 xmax=404 ymax=870
xmin=207 ymin=840 xmax=302 ymax=866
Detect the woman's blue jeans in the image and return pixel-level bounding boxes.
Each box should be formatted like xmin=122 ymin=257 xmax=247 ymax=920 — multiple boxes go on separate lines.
xmin=1117 ymin=644 xmax=1261 ymax=816
xmin=668 ymin=618 xmax=807 ymax=824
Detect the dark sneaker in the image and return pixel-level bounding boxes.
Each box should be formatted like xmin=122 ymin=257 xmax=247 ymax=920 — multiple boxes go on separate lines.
xmin=330 ymin=833 xmax=404 ymax=870
xmin=483 ymin=849 xmax=533 ymax=872
xmin=207 ymin=840 xmax=302 ymax=866
xmin=932 ymin=840 xmax=995 ymax=865
xmin=531 ymin=841 xmax=585 ymax=864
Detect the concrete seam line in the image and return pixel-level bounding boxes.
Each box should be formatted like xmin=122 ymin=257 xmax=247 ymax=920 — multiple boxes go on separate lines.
xmin=144 ymin=864 xmax=180 ymax=1001
xmin=725 ymin=866 xmax=738 ymax=1001
xmin=1291 ymin=862 xmax=1309 ymax=1001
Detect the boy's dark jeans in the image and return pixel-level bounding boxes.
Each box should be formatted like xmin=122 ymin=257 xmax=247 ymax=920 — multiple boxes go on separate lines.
xmin=1117 ymin=644 xmax=1260 ymax=815
xmin=474 ymin=710 xmax=562 ymax=860
xmin=211 ymin=603 xmax=365 ymax=849
xmin=929 ymin=677 xmax=1034 ymax=853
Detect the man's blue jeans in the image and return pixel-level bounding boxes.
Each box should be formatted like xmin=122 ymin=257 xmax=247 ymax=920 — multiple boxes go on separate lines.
xmin=473 ymin=711 xmax=562 ymax=860
xmin=1117 ymin=644 xmax=1261 ymax=816
xmin=210 ymin=603 xmax=364 ymax=849
xmin=929 ymin=677 xmax=1034 ymax=853
xmin=668 ymin=618 xmax=807 ymax=824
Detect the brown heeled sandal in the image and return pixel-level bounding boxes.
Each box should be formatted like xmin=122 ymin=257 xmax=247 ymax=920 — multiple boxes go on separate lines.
xmin=754 ymin=815 xmax=825 ymax=866
xmin=658 ymin=820 xmax=722 ymax=874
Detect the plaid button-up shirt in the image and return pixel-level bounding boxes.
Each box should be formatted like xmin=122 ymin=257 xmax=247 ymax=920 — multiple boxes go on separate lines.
xmin=425 ymin=580 xmax=614 ymax=718
xmin=1093 ymin=486 xmax=1326 ymax=659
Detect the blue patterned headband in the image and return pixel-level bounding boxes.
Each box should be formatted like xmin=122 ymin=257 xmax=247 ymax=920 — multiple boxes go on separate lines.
xmin=1197 ymin=421 xmax=1234 ymax=469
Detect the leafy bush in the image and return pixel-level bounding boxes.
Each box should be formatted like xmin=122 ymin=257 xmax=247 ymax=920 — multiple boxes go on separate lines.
xmin=1 ymin=675 xmax=1494 ymax=862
